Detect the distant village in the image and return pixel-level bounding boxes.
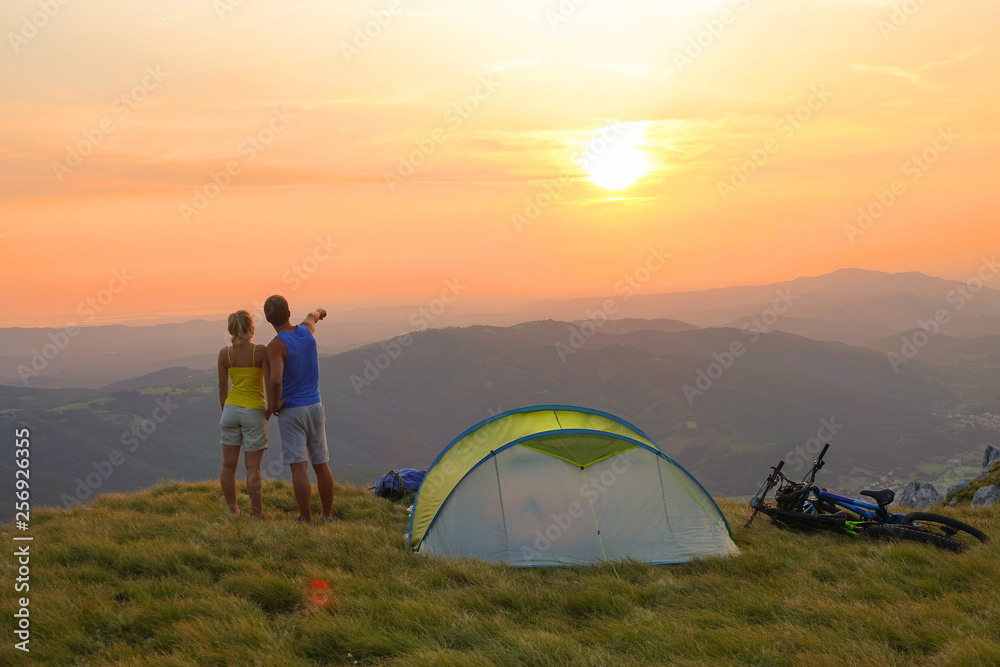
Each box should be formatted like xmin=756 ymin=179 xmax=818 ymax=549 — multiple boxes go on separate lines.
xmin=854 ymin=411 xmax=1000 ymax=493
xmin=945 ymin=411 xmax=1000 ymax=431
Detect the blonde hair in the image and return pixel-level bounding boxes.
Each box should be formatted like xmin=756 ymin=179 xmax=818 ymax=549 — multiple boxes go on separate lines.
xmin=227 ymin=310 xmax=254 ymax=345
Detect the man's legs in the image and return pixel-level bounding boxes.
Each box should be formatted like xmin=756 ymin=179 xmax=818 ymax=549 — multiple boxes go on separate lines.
xmin=220 ymin=444 xmax=242 ymax=516
xmin=313 ymin=462 xmax=334 ymax=520
xmin=307 ymin=403 xmax=333 ymax=520
xmin=282 ymin=403 xmax=331 ymax=524
xmin=244 ymin=449 xmax=265 ymax=518
xmin=280 ymin=405 xmax=314 ymax=523
xmin=290 ymin=461 xmax=313 ymax=523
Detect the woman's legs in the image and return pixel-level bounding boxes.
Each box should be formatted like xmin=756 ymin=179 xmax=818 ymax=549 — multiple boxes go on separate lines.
xmin=220 ymin=444 xmax=242 ymax=515
xmin=244 ymin=449 xmax=265 ymax=518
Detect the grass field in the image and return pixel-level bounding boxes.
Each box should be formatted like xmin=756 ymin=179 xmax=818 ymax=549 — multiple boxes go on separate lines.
xmin=2 ymin=481 xmax=999 ymax=666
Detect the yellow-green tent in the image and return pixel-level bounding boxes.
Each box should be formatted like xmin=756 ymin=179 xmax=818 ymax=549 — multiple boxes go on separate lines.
xmin=408 ymin=406 xmax=738 ymax=566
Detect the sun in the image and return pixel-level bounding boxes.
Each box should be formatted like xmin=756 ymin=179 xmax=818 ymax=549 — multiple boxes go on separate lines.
xmin=579 ymin=122 xmax=651 ymax=190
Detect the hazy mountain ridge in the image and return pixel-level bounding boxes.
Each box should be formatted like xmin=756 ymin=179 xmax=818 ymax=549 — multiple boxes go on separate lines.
xmin=3 ymin=317 xmax=999 ymax=520
xmin=527 ymin=268 xmax=1000 ymax=325
xmin=4 ymin=268 xmax=999 ymax=389
xmin=865 ymin=332 xmax=1000 ymax=369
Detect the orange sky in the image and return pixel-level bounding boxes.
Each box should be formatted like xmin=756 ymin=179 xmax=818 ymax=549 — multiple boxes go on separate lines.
xmin=2 ymin=0 xmax=998 ymax=327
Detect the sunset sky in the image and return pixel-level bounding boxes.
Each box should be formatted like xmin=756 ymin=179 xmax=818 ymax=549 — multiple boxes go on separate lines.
xmin=2 ymin=0 xmax=998 ymax=327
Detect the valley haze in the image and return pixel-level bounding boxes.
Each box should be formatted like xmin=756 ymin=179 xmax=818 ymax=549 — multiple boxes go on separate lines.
xmin=2 ymin=268 xmax=999 ymax=521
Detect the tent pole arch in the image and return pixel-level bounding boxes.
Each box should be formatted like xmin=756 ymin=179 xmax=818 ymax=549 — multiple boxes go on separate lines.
xmin=415 ymin=431 xmax=733 ymax=551
xmin=407 ymin=405 xmax=658 ymax=541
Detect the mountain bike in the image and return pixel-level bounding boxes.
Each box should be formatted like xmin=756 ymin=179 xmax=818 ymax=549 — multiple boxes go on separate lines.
xmin=745 ymin=444 xmax=989 ymax=551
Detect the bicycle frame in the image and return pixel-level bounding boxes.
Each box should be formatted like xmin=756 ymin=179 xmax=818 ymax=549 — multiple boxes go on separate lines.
xmin=746 ymin=443 xmax=901 ymax=530
xmin=811 ymin=489 xmax=902 ymax=524
xmin=748 ymin=445 xmax=989 ymax=549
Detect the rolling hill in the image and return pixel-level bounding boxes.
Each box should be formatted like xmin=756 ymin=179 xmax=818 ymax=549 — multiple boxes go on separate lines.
xmin=2 ymin=319 xmax=998 ymax=520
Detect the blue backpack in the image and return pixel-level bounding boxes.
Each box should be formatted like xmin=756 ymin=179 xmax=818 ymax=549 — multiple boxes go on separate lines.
xmin=373 ymin=468 xmax=426 ymax=501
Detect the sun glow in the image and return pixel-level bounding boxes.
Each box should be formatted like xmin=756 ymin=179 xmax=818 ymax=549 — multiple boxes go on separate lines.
xmin=580 ymin=123 xmax=652 ymax=190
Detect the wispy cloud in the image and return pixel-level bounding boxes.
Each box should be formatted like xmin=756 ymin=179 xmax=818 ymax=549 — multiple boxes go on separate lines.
xmin=851 ymin=63 xmax=923 ymax=84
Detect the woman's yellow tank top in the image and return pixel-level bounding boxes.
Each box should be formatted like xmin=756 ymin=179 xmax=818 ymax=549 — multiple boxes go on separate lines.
xmin=225 ymin=345 xmax=265 ymax=410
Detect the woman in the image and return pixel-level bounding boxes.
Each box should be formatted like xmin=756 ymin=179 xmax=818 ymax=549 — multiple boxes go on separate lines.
xmin=218 ymin=310 xmax=270 ymax=519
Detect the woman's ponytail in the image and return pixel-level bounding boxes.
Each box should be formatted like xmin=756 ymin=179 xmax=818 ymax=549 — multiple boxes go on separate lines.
xmin=227 ymin=310 xmax=254 ymax=345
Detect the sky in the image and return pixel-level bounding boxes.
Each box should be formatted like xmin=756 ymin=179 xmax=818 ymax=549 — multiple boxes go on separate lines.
xmin=1 ymin=0 xmax=998 ymax=327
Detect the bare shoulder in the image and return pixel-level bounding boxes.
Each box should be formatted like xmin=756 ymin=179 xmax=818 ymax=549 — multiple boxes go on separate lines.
xmin=218 ymin=346 xmax=229 ymax=364
xmin=267 ymin=336 xmax=287 ymax=357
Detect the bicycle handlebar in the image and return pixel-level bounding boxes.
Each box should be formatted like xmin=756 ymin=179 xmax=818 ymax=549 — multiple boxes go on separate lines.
xmin=745 ymin=460 xmax=786 ymax=528
xmin=747 ymin=445 xmax=833 ymax=528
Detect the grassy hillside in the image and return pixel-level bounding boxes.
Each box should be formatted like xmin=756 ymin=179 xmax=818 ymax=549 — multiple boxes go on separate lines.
xmin=2 ymin=481 xmax=998 ymax=666
xmin=948 ymin=463 xmax=1000 ymax=505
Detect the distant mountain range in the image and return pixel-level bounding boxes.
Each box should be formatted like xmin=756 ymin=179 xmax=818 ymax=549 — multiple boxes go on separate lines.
xmin=2 ymin=315 xmax=998 ymax=520
xmin=527 ymin=268 xmax=1000 ymax=344
xmin=3 ymin=268 xmax=999 ymax=389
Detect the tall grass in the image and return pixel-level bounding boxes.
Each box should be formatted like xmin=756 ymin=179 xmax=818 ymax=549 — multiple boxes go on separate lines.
xmin=2 ymin=480 xmax=998 ymax=666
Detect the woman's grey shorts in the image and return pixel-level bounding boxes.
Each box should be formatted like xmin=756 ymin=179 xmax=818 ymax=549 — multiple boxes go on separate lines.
xmin=220 ymin=404 xmax=268 ymax=452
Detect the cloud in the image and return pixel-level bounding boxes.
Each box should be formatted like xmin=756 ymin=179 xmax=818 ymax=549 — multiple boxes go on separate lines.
xmin=850 ymin=63 xmax=923 ymax=85
xmin=596 ymin=62 xmax=656 ymax=78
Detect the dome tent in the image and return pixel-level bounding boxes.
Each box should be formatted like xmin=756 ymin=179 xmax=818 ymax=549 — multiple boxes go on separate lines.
xmin=408 ymin=406 xmax=738 ymax=566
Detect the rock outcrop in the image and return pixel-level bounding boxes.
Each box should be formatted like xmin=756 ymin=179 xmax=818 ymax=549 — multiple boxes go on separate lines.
xmin=942 ymin=446 xmax=1000 ymax=507
xmin=971 ymin=484 xmax=999 ymax=507
xmin=898 ymin=481 xmax=943 ymax=509
xmin=947 ymin=480 xmax=970 ymax=496
xmin=982 ymin=446 xmax=1000 ymax=470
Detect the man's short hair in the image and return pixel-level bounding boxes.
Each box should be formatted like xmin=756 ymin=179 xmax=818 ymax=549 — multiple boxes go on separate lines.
xmin=264 ymin=295 xmax=290 ymax=326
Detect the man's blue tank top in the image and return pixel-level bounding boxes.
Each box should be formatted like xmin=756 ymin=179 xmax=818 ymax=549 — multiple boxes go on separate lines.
xmin=277 ymin=325 xmax=321 ymax=408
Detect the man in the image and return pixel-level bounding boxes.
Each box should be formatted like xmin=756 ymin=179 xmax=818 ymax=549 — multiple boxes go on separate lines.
xmin=264 ymin=295 xmax=334 ymax=524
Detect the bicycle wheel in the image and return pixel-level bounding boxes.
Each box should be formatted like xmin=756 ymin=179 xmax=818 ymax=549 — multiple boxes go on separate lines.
xmin=763 ymin=506 xmax=848 ymax=533
xmin=863 ymin=523 xmax=965 ymax=552
xmin=900 ymin=512 xmax=989 ymax=544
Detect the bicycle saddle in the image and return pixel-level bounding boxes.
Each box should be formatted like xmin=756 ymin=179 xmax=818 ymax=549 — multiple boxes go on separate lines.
xmin=860 ymin=489 xmax=894 ymax=507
